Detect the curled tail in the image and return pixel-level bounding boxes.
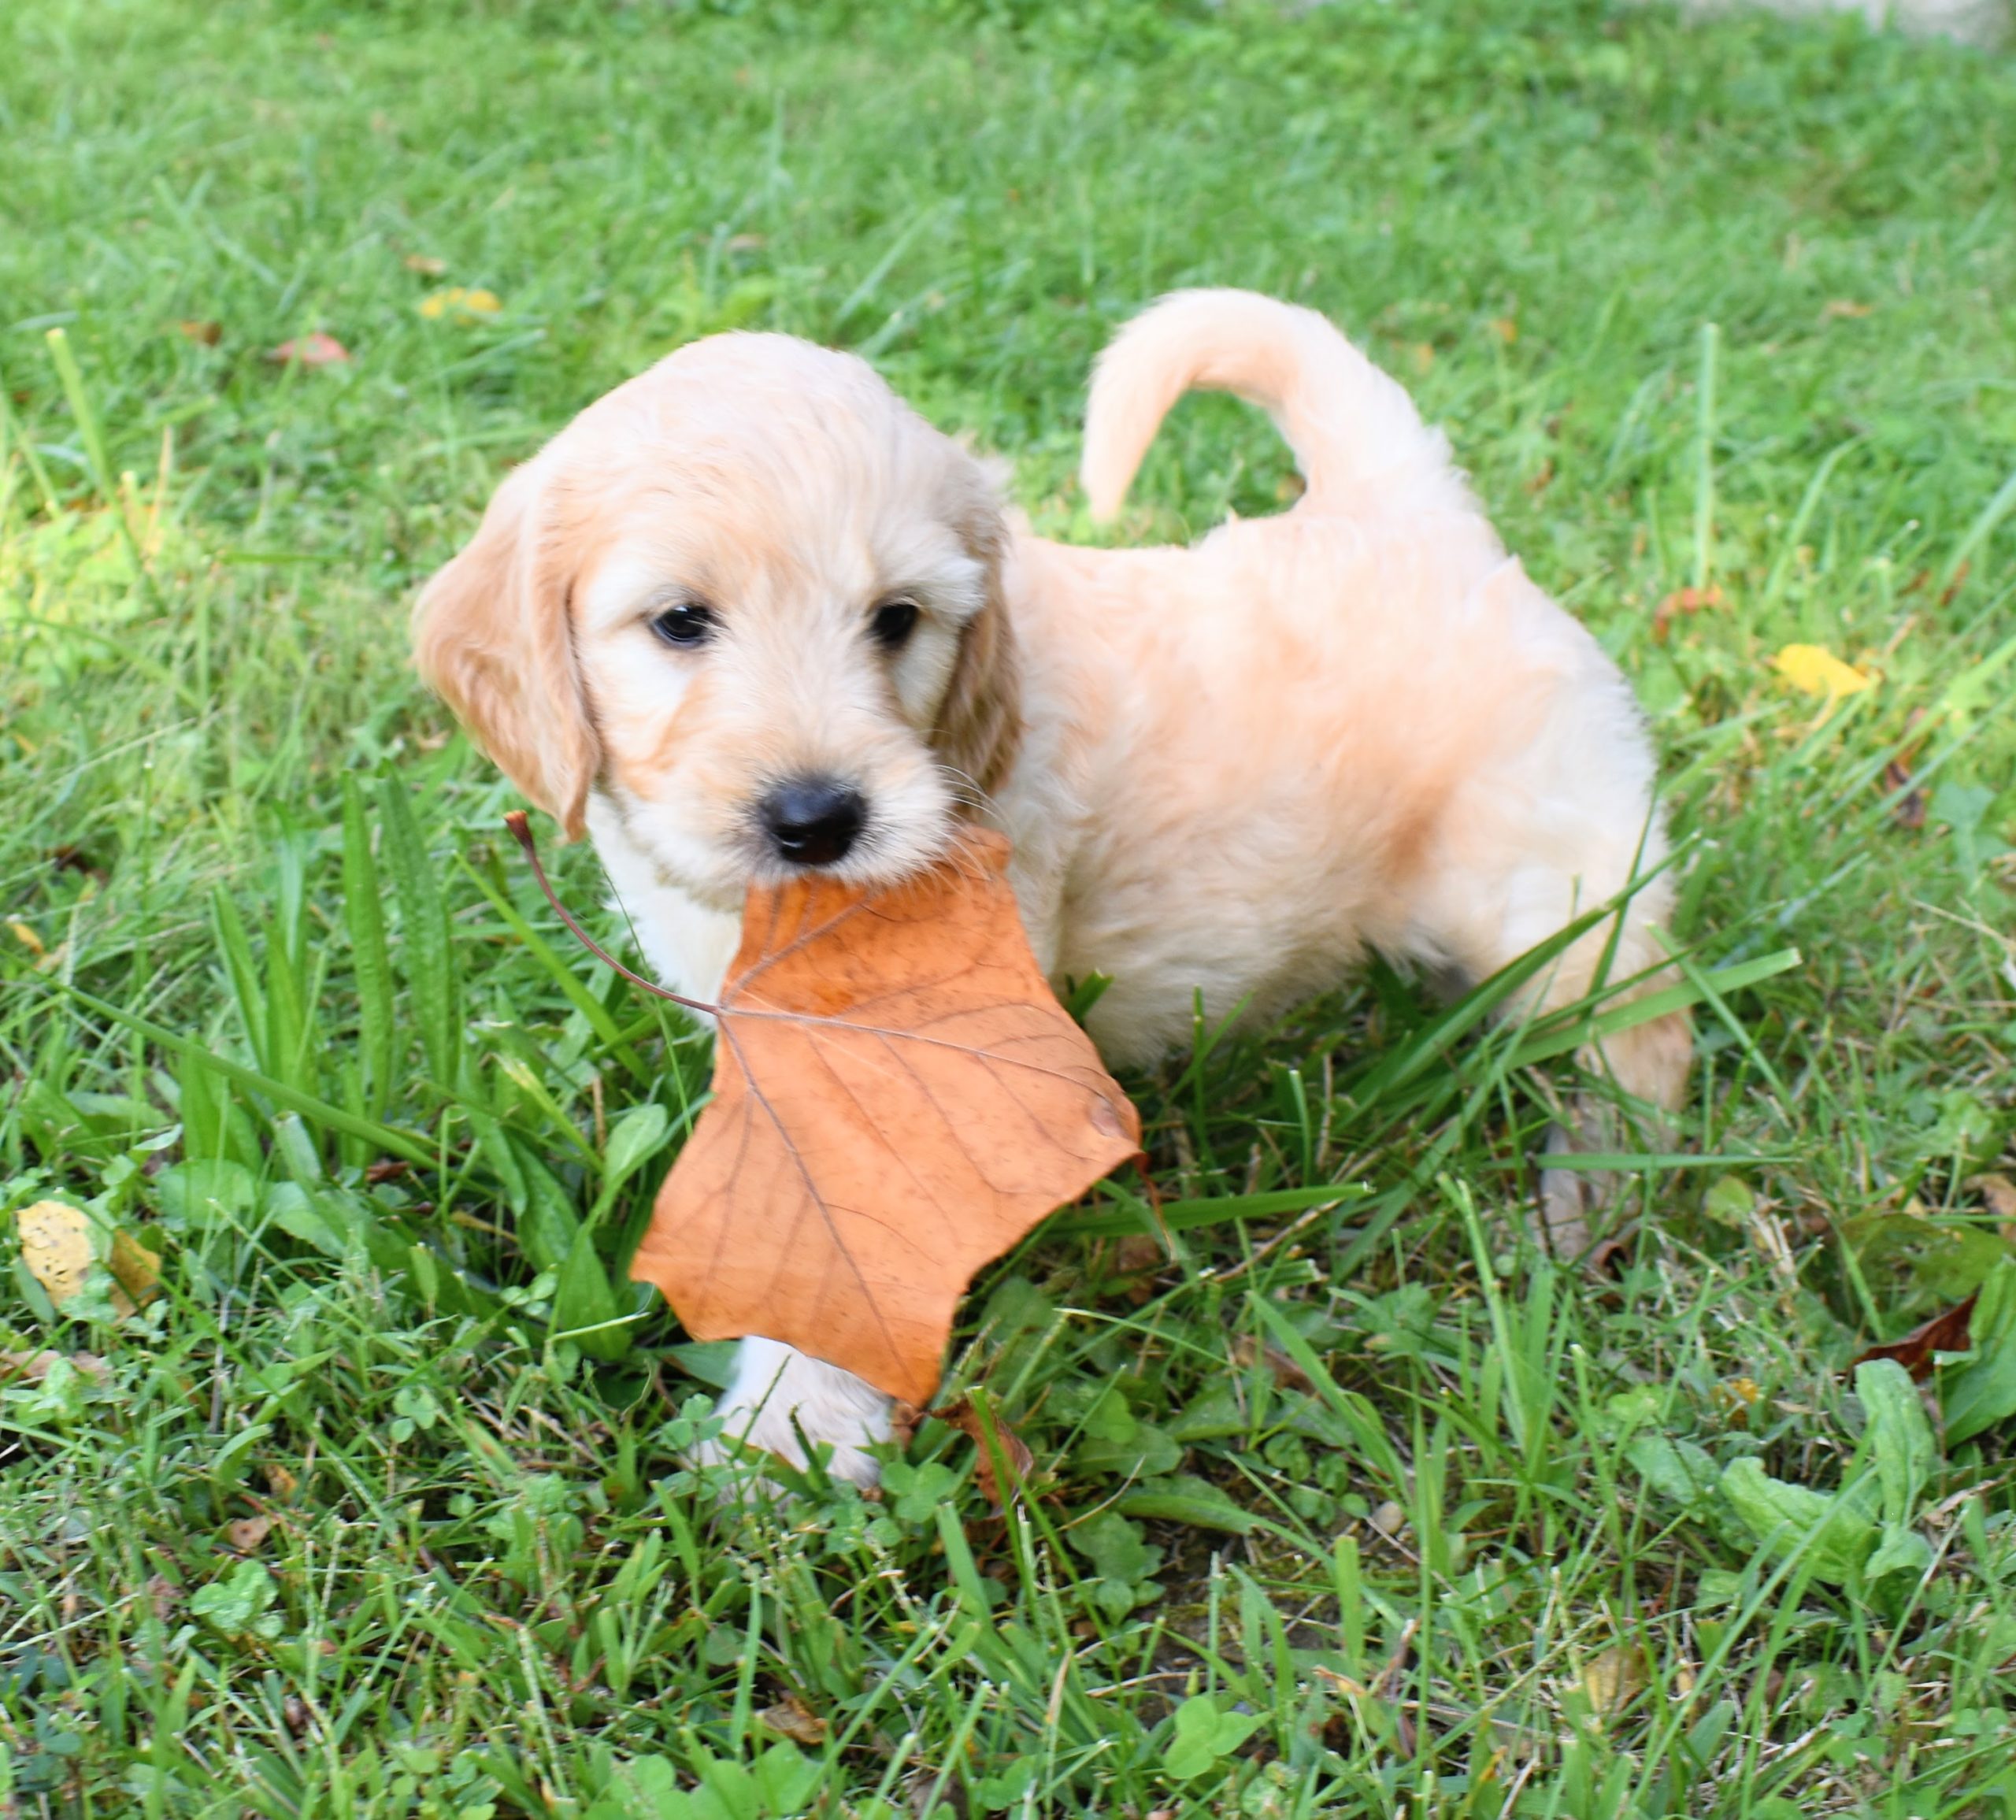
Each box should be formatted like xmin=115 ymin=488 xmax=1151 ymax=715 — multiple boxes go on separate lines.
xmin=1080 ymin=288 xmax=1458 ymax=522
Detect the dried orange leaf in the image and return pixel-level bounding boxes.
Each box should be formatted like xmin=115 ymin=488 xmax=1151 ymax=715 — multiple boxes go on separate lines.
xmin=228 ymin=1514 xmax=274 ymax=1553
xmin=630 ymin=830 xmax=1139 ymax=1404
xmin=109 ymin=1229 xmax=161 ymax=1307
xmin=176 ymin=319 xmax=223 ymax=346
xmin=757 ymin=1694 xmax=829 ymax=1746
xmin=1773 ymin=643 xmax=1873 ymax=700
xmin=934 ymin=1395 xmax=1035 ymax=1504
xmin=269 ymin=332 xmax=350 ymax=369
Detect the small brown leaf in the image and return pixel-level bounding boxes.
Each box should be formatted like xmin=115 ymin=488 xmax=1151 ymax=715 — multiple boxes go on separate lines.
xmin=0 ymin=1348 xmax=107 ymax=1383
xmin=932 ymin=1396 xmax=1034 ymax=1505
xmin=884 ymin=1399 xmax=923 ymax=1451
xmin=1969 ymin=1173 xmax=2016 ymax=1225
xmin=1580 ymin=1642 xmax=1647 ymax=1715
xmin=1651 ymin=583 xmax=1725 ymax=644
xmin=1852 ymin=1295 xmax=1978 ymax=1381
xmin=265 ymin=1462 xmax=299 ymax=1499
xmin=176 ymin=319 xmax=223 ymax=346
xmin=1882 ymin=758 xmax=1927 ymax=829
xmin=628 ymin=830 xmax=1140 ymax=1404
xmin=1229 ymin=1333 xmax=1313 ymax=1391
xmin=402 ymin=253 xmax=447 ymax=275
xmin=146 ymin=1573 xmax=183 ymax=1620
xmin=269 ymin=332 xmax=350 ymax=368
xmin=228 ymin=1513 xmax=274 ymax=1553
xmin=757 ymin=1693 xmax=829 ymax=1746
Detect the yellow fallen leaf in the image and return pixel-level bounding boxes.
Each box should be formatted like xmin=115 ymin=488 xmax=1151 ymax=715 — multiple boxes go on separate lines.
xmin=18 ymin=1200 xmax=95 ymax=1307
xmin=109 ymin=1229 xmax=162 ymax=1307
xmin=8 ymin=919 xmax=43 ymax=957
xmin=17 ymin=1199 xmax=137 ymax=1317
xmin=1773 ymin=643 xmax=1873 ymax=700
xmin=1581 ymin=1643 xmax=1647 ymax=1715
xmin=419 ymin=286 xmax=502 ymax=320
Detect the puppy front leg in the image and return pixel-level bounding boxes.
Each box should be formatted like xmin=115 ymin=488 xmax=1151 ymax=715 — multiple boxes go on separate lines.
xmin=705 ymin=1336 xmax=895 ymax=1488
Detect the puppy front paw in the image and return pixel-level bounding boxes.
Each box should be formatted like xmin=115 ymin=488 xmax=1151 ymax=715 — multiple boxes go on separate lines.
xmin=699 ymin=1336 xmax=894 ymax=1491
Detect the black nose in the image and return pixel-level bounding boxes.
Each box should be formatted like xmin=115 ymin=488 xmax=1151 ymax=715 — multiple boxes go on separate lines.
xmin=759 ymin=776 xmax=867 ymax=867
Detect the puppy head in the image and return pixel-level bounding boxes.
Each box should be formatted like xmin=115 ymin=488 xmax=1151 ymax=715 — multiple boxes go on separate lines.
xmin=413 ymin=334 xmax=1018 ymax=912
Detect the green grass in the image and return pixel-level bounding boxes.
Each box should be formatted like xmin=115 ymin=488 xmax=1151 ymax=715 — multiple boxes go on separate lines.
xmin=3 ymin=0 xmax=2015 ymax=1813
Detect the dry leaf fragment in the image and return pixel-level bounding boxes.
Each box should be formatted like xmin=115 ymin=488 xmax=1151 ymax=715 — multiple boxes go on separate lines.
xmin=0 ymin=1349 xmax=107 ymax=1383
xmin=933 ymin=1396 xmax=1035 ymax=1505
xmin=18 ymin=1200 xmax=98 ymax=1308
xmin=109 ymin=1229 xmax=161 ymax=1307
xmin=756 ymin=1694 xmax=828 ymax=1746
xmin=8 ymin=919 xmax=44 ymax=957
xmin=418 ymin=287 xmax=501 ymax=320
xmin=1882 ymin=757 xmax=1927 ymax=830
xmin=1773 ymin=643 xmax=1873 ymax=702
xmin=1651 ymin=583 xmax=1725 ymax=644
xmin=1851 ymin=1295 xmax=1978 ymax=1381
xmin=1821 ymin=298 xmax=1873 ymax=321
xmin=146 ymin=1573 xmax=183 ymax=1620
xmin=1580 ymin=1643 xmax=1647 ymax=1715
xmin=1969 ymin=1173 xmax=2016 ymax=1225
xmin=624 ymin=828 xmax=1140 ymax=1404
xmin=176 ymin=319 xmax=223 ymax=346
xmin=17 ymin=1201 xmax=150 ymax=1317
xmin=269 ymin=332 xmax=350 ymax=369
xmin=884 ymin=1399 xmax=923 ymax=1451
xmin=403 ymin=253 xmax=447 ymax=276
xmin=228 ymin=1514 xmax=274 ymax=1553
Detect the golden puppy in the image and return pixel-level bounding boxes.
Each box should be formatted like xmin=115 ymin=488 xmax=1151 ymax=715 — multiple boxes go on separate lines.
xmin=415 ymin=289 xmax=1689 ymax=1485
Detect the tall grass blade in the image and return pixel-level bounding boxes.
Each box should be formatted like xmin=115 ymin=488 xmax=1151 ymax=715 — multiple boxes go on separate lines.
xmin=57 ymin=981 xmax=437 ymax=1166
xmin=343 ymin=777 xmax=396 ymax=1116
xmin=376 ymin=777 xmax=460 ymax=1092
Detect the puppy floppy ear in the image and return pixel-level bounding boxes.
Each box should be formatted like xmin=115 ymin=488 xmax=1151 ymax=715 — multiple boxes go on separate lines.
xmin=932 ymin=471 xmax=1023 ymax=808
xmin=412 ymin=461 xmax=598 ymax=840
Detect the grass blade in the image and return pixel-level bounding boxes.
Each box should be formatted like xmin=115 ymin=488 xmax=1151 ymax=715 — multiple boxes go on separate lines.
xmin=54 ymin=980 xmax=438 ymax=1166
xmin=376 ymin=776 xmax=460 ymax=1092
xmin=343 ymin=776 xmax=397 ymax=1116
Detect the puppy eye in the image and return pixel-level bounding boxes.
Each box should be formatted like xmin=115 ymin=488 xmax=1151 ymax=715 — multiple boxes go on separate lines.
xmin=650 ymin=602 xmax=716 ymax=649
xmin=869 ymin=600 xmax=921 ymax=651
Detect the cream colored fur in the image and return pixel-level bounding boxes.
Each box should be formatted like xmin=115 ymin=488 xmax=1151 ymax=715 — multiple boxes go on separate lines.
xmin=413 ymin=288 xmax=1690 ymax=1488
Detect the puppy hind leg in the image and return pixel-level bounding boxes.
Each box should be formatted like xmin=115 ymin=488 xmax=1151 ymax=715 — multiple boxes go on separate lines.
xmin=699 ymin=1336 xmax=895 ymax=1491
xmin=1537 ymin=947 xmax=1694 ymax=1259
xmin=1429 ymin=880 xmax=1692 ymax=1258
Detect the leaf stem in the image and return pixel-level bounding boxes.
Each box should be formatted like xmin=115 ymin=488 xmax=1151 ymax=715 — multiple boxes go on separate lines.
xmin=503 ymin=812 xmax=717 ymax=1017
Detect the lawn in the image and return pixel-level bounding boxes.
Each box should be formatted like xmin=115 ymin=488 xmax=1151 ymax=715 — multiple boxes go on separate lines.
xmin=3 ymin=0 xmax=2015 ymax=1813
